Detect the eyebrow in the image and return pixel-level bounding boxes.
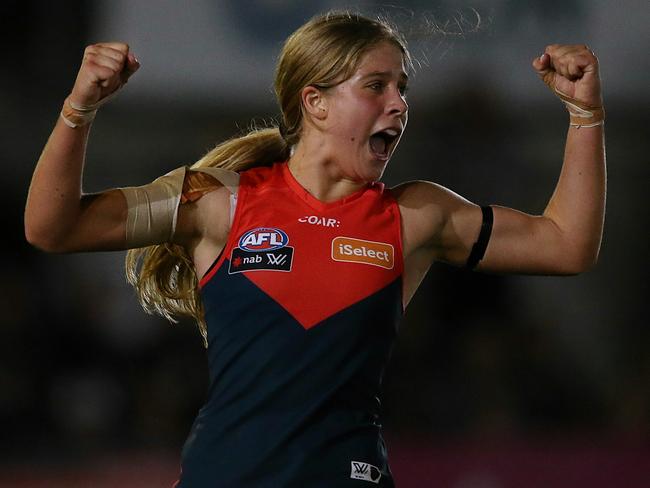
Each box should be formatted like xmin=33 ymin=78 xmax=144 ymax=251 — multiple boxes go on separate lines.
xmin=361 ymin=70 xmax=409 ymax=82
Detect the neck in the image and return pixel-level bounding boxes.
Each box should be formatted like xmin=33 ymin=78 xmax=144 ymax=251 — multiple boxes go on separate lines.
xmin=287 ymin=137 xmax=367 ymax=202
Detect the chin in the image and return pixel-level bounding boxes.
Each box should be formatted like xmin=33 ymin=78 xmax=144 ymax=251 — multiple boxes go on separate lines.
xmin=361 ymin=160 xmax=388 ymax=183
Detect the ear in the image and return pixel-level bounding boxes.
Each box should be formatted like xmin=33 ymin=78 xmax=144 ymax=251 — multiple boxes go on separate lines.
xmin=301 ymin=85 xmax=328 ymax=121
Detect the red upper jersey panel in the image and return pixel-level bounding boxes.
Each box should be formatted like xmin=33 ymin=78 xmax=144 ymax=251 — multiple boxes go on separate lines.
xmin=200 ymin=162 xmax=404 ymax=329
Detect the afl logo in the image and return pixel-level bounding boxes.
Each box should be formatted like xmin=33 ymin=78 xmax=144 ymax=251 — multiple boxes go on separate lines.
xmin=239 ymin=227 xmax=289 ymax=251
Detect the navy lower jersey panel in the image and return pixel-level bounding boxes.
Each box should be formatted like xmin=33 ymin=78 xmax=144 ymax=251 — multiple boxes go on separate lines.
xmin=177 ymin=264 xmax=402 ymax=487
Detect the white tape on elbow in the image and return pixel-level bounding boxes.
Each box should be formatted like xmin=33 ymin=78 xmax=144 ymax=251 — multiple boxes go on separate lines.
xmin=119 ymin=166 xmax=186 ymax=248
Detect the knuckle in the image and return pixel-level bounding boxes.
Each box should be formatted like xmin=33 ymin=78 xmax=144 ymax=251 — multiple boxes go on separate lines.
xmin=82 ymin=52 xmax=96 ymax=65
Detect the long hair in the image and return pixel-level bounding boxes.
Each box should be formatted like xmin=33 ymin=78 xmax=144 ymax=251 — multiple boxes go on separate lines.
xmin=125 ymin=11 xmax=412 ymax=344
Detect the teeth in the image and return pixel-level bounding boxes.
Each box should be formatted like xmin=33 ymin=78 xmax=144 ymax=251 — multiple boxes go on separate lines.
xmin=384 ymin=129 xmax=398 ymax=137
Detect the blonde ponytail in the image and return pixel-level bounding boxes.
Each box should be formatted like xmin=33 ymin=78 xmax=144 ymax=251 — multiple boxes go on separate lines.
xmin=125 ymin=127 xmax=290 ymax=345
xmin=191 ymin=127 xmax=290 ymax=172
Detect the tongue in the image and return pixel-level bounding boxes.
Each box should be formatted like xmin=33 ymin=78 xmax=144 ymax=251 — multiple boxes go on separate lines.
xmin=369 ymin=134 xmax=387 ymax=155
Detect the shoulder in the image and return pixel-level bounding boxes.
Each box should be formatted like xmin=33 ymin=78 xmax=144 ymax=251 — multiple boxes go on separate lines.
xmin=390 ymin=180 xmax=478 ymax=255
xmin=391 ymin=180 xmax=470 ymax=228
xmin=391 ymin=180 xmax=469 ymax=207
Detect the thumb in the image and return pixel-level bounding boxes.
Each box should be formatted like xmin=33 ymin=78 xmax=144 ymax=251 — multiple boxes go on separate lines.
xmin=121 ymin=52 xmax=140 ymax=84
xmin=532 ymin=53 xmax=556 ymax=91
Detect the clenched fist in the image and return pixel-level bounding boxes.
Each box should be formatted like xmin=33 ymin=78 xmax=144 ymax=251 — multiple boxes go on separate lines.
xmin=69 ymin=42 xmax=140 ymax=107
xmin=532 ymin=44 xmax=603 ymax=128
xmin=532 ymin=44 xmax=602 ymax=109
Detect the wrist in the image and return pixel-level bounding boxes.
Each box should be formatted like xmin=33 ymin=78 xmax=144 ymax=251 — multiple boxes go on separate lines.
xmin=60 ymin=96 xmax=98 ymax=128
xmin=59 ymin=91 xmax=118 ymax=128
xmin=555 ymin=89 xmax=605 ymax=128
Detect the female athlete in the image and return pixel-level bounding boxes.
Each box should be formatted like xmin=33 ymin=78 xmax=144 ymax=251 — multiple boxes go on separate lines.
xmin=25 ymin=11 xmax=605 ymax=488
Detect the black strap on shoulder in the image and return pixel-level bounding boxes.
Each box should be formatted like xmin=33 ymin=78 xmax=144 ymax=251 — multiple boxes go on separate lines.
xmin=465 ymin=205 xmax=494 ymax=270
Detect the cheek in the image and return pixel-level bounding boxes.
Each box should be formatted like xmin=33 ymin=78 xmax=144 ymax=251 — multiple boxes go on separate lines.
xmin=335 ymin=101 xmax=375 ymax=134
xmin=330 ymin=111 xmax=363 ymax=139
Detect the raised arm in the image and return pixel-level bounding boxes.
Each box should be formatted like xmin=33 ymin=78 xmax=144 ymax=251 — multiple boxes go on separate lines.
xmin=482 ymin=44 xmax=606 ymax=274
xmin=398 ymin=44 xmax=606 ymax=295
xmin=24 ymin=43 xmax=140 ymax=252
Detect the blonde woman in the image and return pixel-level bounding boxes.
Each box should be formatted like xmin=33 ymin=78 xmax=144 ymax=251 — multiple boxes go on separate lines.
xmin=25 ymin=12 xmax=605 ymax=488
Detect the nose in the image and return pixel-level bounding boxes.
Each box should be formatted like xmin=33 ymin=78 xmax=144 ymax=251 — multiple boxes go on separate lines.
xmin=387 ymin=88 xmax=408 ymax=117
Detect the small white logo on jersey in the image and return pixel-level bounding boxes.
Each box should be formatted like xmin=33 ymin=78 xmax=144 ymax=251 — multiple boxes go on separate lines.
xmin=298 ymin=215 xmax=341 ymax=228
xmin=350 ymin=461 xmax=381 ymax=483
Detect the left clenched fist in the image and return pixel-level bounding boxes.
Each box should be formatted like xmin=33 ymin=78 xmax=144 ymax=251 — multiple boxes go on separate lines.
xmin=532 ymin=44 xmax=602 ymax=108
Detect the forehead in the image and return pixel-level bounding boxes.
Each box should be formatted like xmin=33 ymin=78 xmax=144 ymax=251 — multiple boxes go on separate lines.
xmin=354 ymin=41 xmax=408 ymax=80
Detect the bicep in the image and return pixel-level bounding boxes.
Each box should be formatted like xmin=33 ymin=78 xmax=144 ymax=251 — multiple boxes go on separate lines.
xmin=477 ymin=206 xmax=579 ymax=275
xmin=62 ymin=189 xmax=128 ymax=252
xmin=436 ymin=201 xmax=583 ymax=274
xmin=441 ymin=202 xmax=585 ymax=274
xmin=32 ymin=168 xmax=230 ymax=254
xmin=401 ymin=181 xmax=588 ymax=276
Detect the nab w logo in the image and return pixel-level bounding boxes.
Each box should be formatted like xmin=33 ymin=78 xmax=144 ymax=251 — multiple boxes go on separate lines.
xmin=350 ymin=461 xmax=381 ymax=484
xmin=229 ymin=227 xmax=294 ymax=274
xmin=266 ymin=253 xmax=288 ymax=266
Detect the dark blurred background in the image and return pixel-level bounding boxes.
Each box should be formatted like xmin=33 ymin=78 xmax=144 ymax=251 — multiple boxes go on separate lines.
xmin=1 ymin=1 xmax=648 ymax=487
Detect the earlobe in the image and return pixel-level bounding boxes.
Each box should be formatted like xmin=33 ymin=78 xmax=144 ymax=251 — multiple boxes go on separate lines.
xmin=301 ymin=85 xmax=328 ymax=120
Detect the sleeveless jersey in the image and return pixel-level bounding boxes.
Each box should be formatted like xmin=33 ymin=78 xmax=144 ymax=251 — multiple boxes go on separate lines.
xmin=177 ymin=162 xmax=404 ymax=487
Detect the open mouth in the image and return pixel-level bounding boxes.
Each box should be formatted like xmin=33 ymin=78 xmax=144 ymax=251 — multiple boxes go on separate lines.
xmin=369 ymin=129 xmax=400 ymax=159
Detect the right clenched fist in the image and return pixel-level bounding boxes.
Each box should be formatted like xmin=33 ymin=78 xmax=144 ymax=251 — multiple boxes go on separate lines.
xmin=69 ymin=42 xmax=140 ymax=107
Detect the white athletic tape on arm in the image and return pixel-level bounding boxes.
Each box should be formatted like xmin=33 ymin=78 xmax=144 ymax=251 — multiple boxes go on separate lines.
xmin=60 ymin=92 xmax=119 ymax=128
xmin=119 ymin=166 xmax=186 ymax=248
xmin=119 ymin=166 xmax=240 ymax=248
xmin=541 ymin=70 xmax=605 ymax=129
xmin=191 ymin=167 xmax=240 ymax=195
xmin=554 ymin=88 xmax=605 ymax=128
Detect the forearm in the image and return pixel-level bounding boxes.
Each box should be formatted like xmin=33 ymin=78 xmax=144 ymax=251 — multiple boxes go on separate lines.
xmin=25 ymin=115 xmax=92 ymax=250
xmin=543 ymin=124 xmax=606 ymax=269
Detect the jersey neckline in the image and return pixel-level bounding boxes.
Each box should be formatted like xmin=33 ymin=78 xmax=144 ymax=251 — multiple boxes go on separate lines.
xmin=280 ymin=162 xmax=380 ymax=213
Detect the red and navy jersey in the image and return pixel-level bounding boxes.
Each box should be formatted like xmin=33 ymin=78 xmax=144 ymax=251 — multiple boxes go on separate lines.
xmin=178 ymin=162 xmax=404 ymax=487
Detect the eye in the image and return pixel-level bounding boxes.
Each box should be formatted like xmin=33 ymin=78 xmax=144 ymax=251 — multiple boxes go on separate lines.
xmin=399 ymin=84 xmax=409 ymax=97
xmin=368 ymin=81 xmax=384 ymax=91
